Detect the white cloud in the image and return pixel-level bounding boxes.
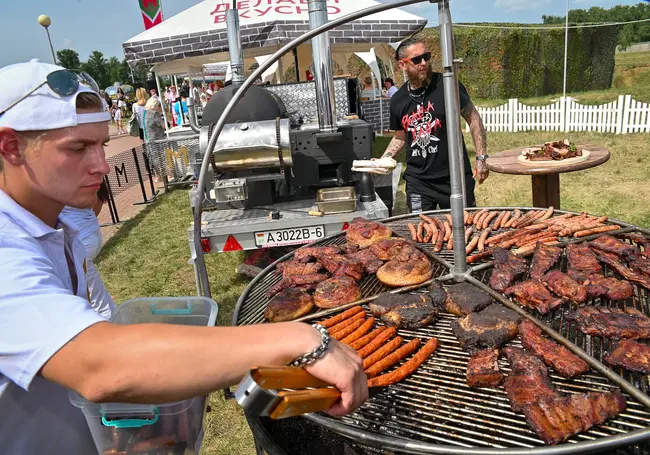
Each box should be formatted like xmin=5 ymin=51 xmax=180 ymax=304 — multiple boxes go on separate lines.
xmin=495 ymin=0 xmax=551 ymax=11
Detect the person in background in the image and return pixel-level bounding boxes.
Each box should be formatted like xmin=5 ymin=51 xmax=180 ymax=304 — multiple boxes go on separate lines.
xmin=360 ymin=76 xmax=380 ymax=100
xmin=173 ymin=90 xmax=189 ymax=126
xmin=59 ymin=182 xmax=115 ymax=320
xmin=133 ymin=87 xmax=148 ymax=143
xmin=384 ymin=78 xmax=398 ymax=98
xmin=113 ymin=98 xmax=126 ymax=135
xmin=149 ymin=88 xmax=159 ymax=100
xmin=142 ymin=96 xmax=167 ymax=182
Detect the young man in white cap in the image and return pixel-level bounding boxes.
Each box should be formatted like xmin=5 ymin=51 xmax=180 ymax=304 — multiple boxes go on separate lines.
xmin=0 ymin=60 xmax=367 ymax=454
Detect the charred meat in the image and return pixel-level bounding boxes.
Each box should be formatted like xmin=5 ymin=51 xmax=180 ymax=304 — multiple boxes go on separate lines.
xmin=277 ymin=260 xmax=323 ymax=278
xmin=266 ymin=273 xmax=329 ymax=298
xmin=522 ymin=391 xmax=626 ymax=445
xmin=369 ymin=293 xmax=427 ymax=317
xmin=264 ymin=288 xmax=314 ymax=322
xmin=376 ymin=248 xmax=433 ymax=287
xmin=380 ymin=295 xmax=438 ymax=330
xmin=332 ymin=259 xmax=365 ymax=281
xmin=566 ymin=243 xmax=602 ymax=278
xmin=345 ymin=218 xmax=392 ymax=248
xmin=593 ymin=249 xmax=650 ymax=290
xmin=489 ymin=247 xmax=528 ymax=292
xmin=571 ymin=274 xmax=634 ymax=301
xmin=338 ymin=243 xmax=360 ymax=255
xmin=519 ymin=320 xmax=589 ymax=378
xmin=293 ymin=246 xmax=341 ymax=263
xmin=369 ymin=238 xmax=415 ymax=261
xmin=589 ymin=234 xmax=639 ymax=258
xmin=429 ymin=281 xmax=448 ymax=308
xmin=466 ymin=349 xmax=503 ymax=388
xmin=629 ymin=256 xmax=650 ymax=279
xmin=530 ymin=243 xmax=563 ymax=280
xmin=347 ymin=248 xmax=385 ymax=274
xmin=604 ymin=339 xmax=650 ymax=374
xmin=575 ymin=306 xmax=650 ymax=339
xmin=451 ymin=304 xmax=522 ymax=353
xmin=502 ymin=347 xmax=560 ymax=412
xmin=621 ymin=233 xmax=650 ymax=256
xmin=542 ymin=270 xmax=587 ymax=304
xmin=313 ymin=276 xmax=361 ymax=309
xmin=505 ymin=280 xmax=565 ymax=315
xmin=444 ymin=282 xmax=492 ymax=316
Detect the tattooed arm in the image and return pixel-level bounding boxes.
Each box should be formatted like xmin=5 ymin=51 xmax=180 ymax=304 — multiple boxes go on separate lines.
xmin=461 ymin=100 xmax=489 ymax=184
xmin=381 ymin=130 xmax=406 ymax=159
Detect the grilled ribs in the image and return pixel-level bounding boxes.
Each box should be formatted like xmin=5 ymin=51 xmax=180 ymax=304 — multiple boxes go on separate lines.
xmin=320 ymin=255 xmax=365 ymax=280
xmin=266 ymin=273 xmax=330 ymax=298
xmin=542 ymin=270 xmax=587 ymax=304
xmin=451 ymin=304 xmax=521 ymax=353
xmin=347 ymin=248 xmax=384 ymax=274
xmin=566 ymin=243 xmax=602 ymax=279
xmin=264 ymin=288 xmax=314 ymax=322
xmin=502 ymin=346 xmax=560 ymax=412
xmin=519 ymin=320 xmax=589 ymax=378
xmin=629 ymin=256 xmax=650 ymax=279
xmin=604 ymin=339 xmax=650 ymax=374
xmin=489 ymin=248 xmax=527 ymax=292
xmin=313 ymin=276 xmax=361 ymax=309
xmin=569 ymin=273 xmax=634 ymax=301
xmin=379 ymin=295 xmax=438 ymax=330
xmin=575 ymin=306 xmax=650 ymax=339
xmin=369 ymin=238 xmax=414 ymax=261
xmin=530 ymin=243 xmax=563 ymax=280
xmin=466 ymin=348 xmax=503 ymax=388
xmin=589 ymin=235 xmax=639 ymax=258
xmin=444 ymin=282 xmax=493 ymax=316
xmin=293 ymin=246 xmax=341 ymax=263
xmin=621 ymin=233 xmax=650 ymax=257
xmin=505 ymin=280 xmax=565 ymax=315
xmin=338 ymin=243 xmax=361 ymax=255
xmin=593 ymin=249 xmax=650 ymax=290
xmin=277 ymin=260 xmax=323 ymax=278
xmin=522 ymin=391 xmax=626 ymax=445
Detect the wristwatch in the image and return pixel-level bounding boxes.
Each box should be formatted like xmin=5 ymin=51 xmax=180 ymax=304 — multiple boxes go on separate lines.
xmin=475 ymin=154 xmax=489 ymax=162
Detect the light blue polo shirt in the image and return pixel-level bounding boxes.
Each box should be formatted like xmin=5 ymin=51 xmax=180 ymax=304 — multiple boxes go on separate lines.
xmin=0 ymin=189 xmax=106 ymax=454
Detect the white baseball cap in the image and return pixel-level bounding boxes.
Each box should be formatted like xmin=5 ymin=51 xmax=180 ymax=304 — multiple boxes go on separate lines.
xmin=0 ymin=59 xmax=111 ymax=132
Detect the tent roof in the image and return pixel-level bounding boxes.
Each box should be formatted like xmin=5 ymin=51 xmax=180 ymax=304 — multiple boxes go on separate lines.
xmin=123 ymin=0 xmax=426 ymax=69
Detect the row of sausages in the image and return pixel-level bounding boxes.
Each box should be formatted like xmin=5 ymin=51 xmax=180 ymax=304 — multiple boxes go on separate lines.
xmin=320 ymin=306 xmax=438 ymax=387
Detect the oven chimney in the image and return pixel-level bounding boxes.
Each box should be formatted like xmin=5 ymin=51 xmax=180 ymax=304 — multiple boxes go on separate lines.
xmin=226 ymin=7 xmax=246 ymax=86
xmin=308 ymin=0 xmax=337 ymax=133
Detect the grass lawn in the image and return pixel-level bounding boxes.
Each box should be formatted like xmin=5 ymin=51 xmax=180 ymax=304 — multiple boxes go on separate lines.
xmin=96 ymin=128 xmax=649 ymax=454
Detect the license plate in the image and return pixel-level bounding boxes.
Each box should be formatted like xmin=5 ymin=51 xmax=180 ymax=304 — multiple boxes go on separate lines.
xmin=255 ymin=226 xmax=325 ymax=247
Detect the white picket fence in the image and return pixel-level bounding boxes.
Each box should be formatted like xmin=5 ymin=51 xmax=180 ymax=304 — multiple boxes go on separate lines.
xmin=466 ymin=95 xmax=650 ymax=134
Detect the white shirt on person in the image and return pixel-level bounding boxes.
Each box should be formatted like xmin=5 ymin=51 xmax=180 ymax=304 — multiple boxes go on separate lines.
xmin=386 ymin=85 xmax=398 ymax=98
xmin=133 ymin=103 xmax=146 ymax=128
xmin=0 ymin=189 xmax=107 ymax=455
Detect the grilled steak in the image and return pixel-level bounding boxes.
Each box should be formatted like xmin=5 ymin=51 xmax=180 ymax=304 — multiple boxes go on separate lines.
xmin=380 ymin=296 xmax=438 ymax=330
xmin=604 ymin=339 xmax=650 ymax=374
xmin=530 ymin=243 xmax=563 ymax=280
xmin=369 ymin=238 xmax=414 ymax=261
xmin=313 ymin=276 xmax=361 ymax=309
xmin=566 ymin=243 xmax=602 ymax=278
xmin=294 ymin=246 xmax=341 ymax=263
xmin=332 ymin=259 xmax=365 ymax=281
xmin=630 ymin=256 xmax=650 ymax=279
xmin=542 ymin=270 xmax=587 ymax=304
xmin=466 ymin=348 xmax=503 ymax=388
xmin=277 ymin=260 xmax=323 ymax=278
xmin=339 ymin=243 xmax=360 ymax=255
xmin=522 ymin=391 xmax=626 ymax=445
xmin=345 ymin=218 xmax=392 ymax=248
xmin=502 ymin=346 xmax=560 ymax=412
xmin=570 ymin=273 xmax=634 ymax=301
xmin=376 ymin=248 xmax=433 ymax=287
xmin=451 ymin=304 xmax=521 ymax=353
xmin=519 ymin=320 xmax=589 ymax=378
xmin=575 ymin=306 xmax=650 ymax=339
xmin=489 ymin=247 xmax=527 ymax=292
xmin=264 ymin=288 xmax=314 ymax=322
xmin=444 ymin=282 xmax=492 ymax=316
xmin=505 ymin=280 xmax=565 ymax=315
xmin=369 ymin=293 xmax=428 ymax=317
xmin=347 ymin=248 xmax=385 ymax=274
xmin=320 ymin=254 xmax=348 ymax=274
xmin=589 ymin=234 xmax=639 ymax=258
xmin=593 ymin=249 xmax=650 ymax=290
xmin=266 ymin=273 xmax=329 ymax=298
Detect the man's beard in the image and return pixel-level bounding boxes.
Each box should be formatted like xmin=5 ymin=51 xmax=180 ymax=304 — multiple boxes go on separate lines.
xmin=407 ymin=64 xmax=433 ymax=89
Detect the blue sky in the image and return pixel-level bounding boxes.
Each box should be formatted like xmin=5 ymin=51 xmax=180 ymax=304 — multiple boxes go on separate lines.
xmin=0 ymin=0 xmax=641 ymax=68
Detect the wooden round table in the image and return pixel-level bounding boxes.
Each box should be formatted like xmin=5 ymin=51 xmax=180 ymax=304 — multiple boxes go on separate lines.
xmin=485 ymin=144 xmax=610 ymax=209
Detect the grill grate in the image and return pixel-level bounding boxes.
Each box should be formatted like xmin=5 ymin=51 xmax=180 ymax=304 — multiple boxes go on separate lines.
xmin=234 ymin=210 xmax=650 ymax=453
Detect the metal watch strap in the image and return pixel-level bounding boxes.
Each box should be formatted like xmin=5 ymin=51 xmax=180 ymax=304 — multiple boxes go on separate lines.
xmin=476 ymin=154 xmax=489 ymax=162
xmin=289 ymin=324 xmax=331 ymax=367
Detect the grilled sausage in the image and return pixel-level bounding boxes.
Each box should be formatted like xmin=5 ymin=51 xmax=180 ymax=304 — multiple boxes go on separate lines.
xmin=466 ymin=235 xmax=480 ymax=255
xmin=367 ymin=338 xmax=438 ymax=387
xmin=419 ymin=214 xmax=436 ymax=225
xmin=328 ymin=311 xmax=365 ymax=333
xmin=417 ymin=222 xmax=425 ymax=243
xmin=464 ymin=210 xmax=469 ymax=225
xmin=474 ymin=210 xmax=489 ymax=228
xmin=465 ymin=227 xmax=474 ymax=244
xmin=408 ymin=223 xmax=418 ymax=241
xmin=342 ymin=317 xmax=376 ymax=345
xmin=446 ymin=214 xmax=453 ymax=226
xmin=447 ymin=235 xmax=454 ymax=251
xmin=332 ymin=318 xmax=366 ymax=340
xmin=365 ymin=338 xmax=421 ymax=378
xmin=491 ymin=211 xmax=506 ymax=230
xmin=482 ymin=211 xmax=499 ymax=230
xmin=478 ymin=228 xmax=492 ymax=252
xmin=574 ymin=225 xmax=621 ymax=238
xmin=433 ymin=218 xmax=445 ymax=252
xmin=535 ymin=206 xmax=555 ymax=223
xmin=357 ymin=327 xmax=397 ymax=358
xmin=467 ymin=249 xmax=495 ymax=264
xmin=443 ymin=221 xmax=452 ymax=242
xmin=362 ymin=336 xmax=404 ymax=370
xmin=499 ymin=211 xmax=511 ymax=230
xmin=320 ymin=306 xmax=363 ymax=328
xmin=503 ymin=208 xmax=521 ymax=228
xmin=422 ymin=223 xmax=433 ymax=243
xmin=350 ymin=327 xmax=386 ymax=350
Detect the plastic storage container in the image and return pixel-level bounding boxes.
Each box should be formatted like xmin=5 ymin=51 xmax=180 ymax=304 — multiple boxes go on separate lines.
xmin=70 ymin=297 xmax=218 ymax=455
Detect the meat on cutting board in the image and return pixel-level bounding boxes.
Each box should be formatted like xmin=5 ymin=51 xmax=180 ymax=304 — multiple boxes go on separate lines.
xmin=489 ymin=248 xmax=528 ymax=292
xmin=451 ymin=304 xmax=521 ymax=353
xmin=505 ymin=280 xmax=565 ymax=315
xmin=529 ymin=243 xmax=563 ymax=280
xmin=519 ymin=320 xmax=589 ymax=378
xmin=466 ymin=348 xmax=503 ymax=388
xmin=575 ymin=306 xmax=650 ymax=340
xmin=604 ymin=339 xmax=650 ymax=374
xmin=444 ymin=282 xmax=493 ymax=316
xmin=502 ymin=347 xmax=561 ymax=412
xmin=542 ymin=270 xmax=587 ymax=304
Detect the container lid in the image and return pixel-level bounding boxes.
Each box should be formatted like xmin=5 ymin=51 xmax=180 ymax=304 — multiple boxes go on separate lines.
xmin=110 ymin=296 xmax=218 ymax=327
xmin=69 ymin=390 xmax=194 ymax=419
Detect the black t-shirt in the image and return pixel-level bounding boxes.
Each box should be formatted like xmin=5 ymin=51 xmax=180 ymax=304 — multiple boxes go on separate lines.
xmin=390 ymin=73 xmax=473 ymax=181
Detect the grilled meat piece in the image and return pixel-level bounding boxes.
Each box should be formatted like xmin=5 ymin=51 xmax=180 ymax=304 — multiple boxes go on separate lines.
xmin=266 ymin=273 xmax=329 ymax=298
xmin=522 ymin=391 xmax=626 ymax=445
xmin=489 ymin=247 xmax=527 ymax=292
xmin=530 ymin=243 xmax=563 ymax=280
xmin=380 ymin=295 xmax=438 ymax=330
xmin=320 ymin=254 xmax=348 ymax=274
xmin=589 ymin=234 xmax=639 ymax=258
xmin=369 ymin=292 xmax=424 ymax=317
xmin=593 ymin=249 xmax=650 ymax=290
xmin=569 ymin=273 xmax=634 ymax=301
xmin=502 ymin=346 xmax=560 ymax=412
xmin=264 ymin=288 xmax=314 ymax=322
xmin=519 ymin=320 xmax=589 ymax=378
xmin=542 ymin=270 xmax=587 ymax=304
xmin=567 ymin=270 xmax=609 ymax=298
xmin=566 ymin=243 xmax=602 ymax=278
xmin=369 ymin=238 xmax=415 ymax=261
xmin=466 ymin=349 xmax=503 ymax=388
xmin=575 ymin=306 xmax=650 ymax=339
xmin=277 ymin=260 xmax=323 ymax=278
xmin=339 ymin=243 xmax=360 ymax=255
xmin=604 ymin=339 xmax=650 ymax=374
xmin=429 ymin=281 xmax=448 ymax=308
xmin=451 ymin=304 xmax=522 ymax=353
xmin=294 ymin=246 xmax=341 ymax=263
xmin=376 ymin=248 xmax=433 ymax=287
xmin=505 ymin=280 xmax=564 ymax=315
xmin=444 ymin=282 xmax=492 ymax=316
xmin=345 ymin=218 xmax=392 ymax=248
xmin=313 ymin=276 xmax=361 ymax=309
xmin=621 ymin=233 xmax=650 ymax=257
xmin=333 ymin=259 xmax=365 ymax=281
xmin=347 ymin=248 xmax=384 ymax=274
xmin=629 ymin=256 xmax=650 ymax=279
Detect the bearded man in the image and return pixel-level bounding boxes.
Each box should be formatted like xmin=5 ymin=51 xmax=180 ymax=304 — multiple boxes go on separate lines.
xmin=382 ymin=38 xmax=489 ymax=212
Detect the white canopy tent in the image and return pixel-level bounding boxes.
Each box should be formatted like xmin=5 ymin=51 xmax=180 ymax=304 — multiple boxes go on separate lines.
xmin=123 ymin=0 xmax=427 ymax=81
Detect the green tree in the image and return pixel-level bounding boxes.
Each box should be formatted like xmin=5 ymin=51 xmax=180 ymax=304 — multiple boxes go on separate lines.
xmin=56 ymin=49 xmax=81 ymax=70
xmin=80 ymin=51 xmax=109 ymax=90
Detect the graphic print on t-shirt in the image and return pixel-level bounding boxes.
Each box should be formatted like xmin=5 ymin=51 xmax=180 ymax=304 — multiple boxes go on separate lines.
xmin=401 ymin=101 xmax=442 ymax=159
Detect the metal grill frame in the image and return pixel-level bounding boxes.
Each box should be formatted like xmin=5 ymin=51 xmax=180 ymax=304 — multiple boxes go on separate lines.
xmin=233 ymin=207 xmax=650 ymax=454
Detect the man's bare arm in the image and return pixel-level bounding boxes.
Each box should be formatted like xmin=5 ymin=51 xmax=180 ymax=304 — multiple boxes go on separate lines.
xmin=381 ymin=130 xmax=406 ymax=159
xmin=461 ymin=101 xmax=487 ymax=158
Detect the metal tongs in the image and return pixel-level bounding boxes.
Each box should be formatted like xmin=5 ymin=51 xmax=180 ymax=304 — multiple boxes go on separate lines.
xmin=234 ymin=366 xmax=342 ymax=420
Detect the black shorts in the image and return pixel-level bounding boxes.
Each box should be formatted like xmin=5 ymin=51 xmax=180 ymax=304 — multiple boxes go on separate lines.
xmin=406 ymin=174 xmax=476 ymax=213
xmin=139 ymin=128 xmax=144 ymax=140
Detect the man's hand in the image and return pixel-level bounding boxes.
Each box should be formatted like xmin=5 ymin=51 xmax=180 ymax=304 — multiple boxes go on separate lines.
xmin=473 ymin=160 xmax=489 ymax=184
xmin=380 ymin=130 xmax=406 ymax=161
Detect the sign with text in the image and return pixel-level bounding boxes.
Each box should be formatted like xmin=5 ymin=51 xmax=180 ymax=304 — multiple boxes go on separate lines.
xmin=210 ymin=0 xmax=342 ymax=24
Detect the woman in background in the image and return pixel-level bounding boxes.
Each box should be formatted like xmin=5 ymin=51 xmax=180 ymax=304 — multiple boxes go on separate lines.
xmin=142 ymin=96 xmax=167 ymax=181
xmin=133 ymin=87 xmax=149 ymax=143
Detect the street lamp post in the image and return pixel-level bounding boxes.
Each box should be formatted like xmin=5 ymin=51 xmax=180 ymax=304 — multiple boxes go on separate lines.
xmin=38 ymin=15 xmax=57 ymax=65
xmin=562 ymin=0 xmax=569 ymax=99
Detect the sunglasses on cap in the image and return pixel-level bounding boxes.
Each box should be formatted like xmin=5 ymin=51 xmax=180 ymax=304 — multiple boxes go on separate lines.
xmin=401 ymin=52 xmax=432 ymax=65
xmin=0 ymin=69 xmax=100 ymax=117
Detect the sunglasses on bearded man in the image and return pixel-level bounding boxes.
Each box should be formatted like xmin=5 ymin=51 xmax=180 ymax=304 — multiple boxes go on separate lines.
xmin=401 ymin=52 xmax=432 ymax=66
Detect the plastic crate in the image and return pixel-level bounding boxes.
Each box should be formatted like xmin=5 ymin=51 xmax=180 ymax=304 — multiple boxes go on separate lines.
xmin=111 ymin=296 xmax=218 ymax=327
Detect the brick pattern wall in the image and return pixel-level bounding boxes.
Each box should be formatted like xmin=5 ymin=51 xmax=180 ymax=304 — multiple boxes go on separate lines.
xmin=361 ymin=98 xmax=391 ymax=132
xmin=123 ymin=19 xmax=425 ymax=66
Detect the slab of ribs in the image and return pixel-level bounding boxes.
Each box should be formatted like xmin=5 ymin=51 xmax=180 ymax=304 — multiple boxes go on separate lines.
xmin=593 ymin=249 xmax=650 ymax=291
xmin=575 ymin=306 xmax=650 ymax=339
xmin=542 ymin=270 xmax=587 ymax=304
xmin=502 ymin=347 xmax=561 ymax=412
xmin=505 ymin=280 xmax=564 ymax=315
xmin=589 ymin=235 xmax=639 ymax=258
xmin=489 ymin=247 xmax=527 ymax=292
xmin=604 ymin=339 xmax=650 ymax=374
xmin=529 ymin=243 xmax=562 ymax=280
xmin=566 ymin=243 xmax=602 ymax=280
xmin=466 ymin=348 xmax=503 ymax=388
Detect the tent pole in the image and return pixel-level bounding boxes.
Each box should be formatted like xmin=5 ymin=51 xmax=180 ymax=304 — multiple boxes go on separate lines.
xmin=293 ymin=48 xmax=300 ymax=82
xmin=154 ymin=72 xmax=170 ymax=136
